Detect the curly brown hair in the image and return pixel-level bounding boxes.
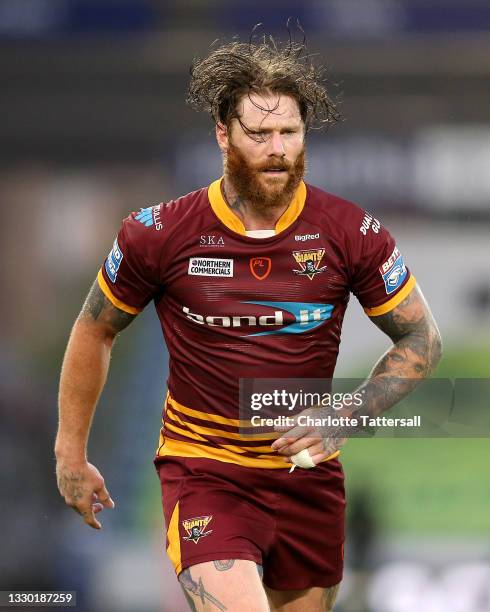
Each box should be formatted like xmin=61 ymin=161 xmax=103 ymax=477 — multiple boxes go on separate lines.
xmin=187 ymin=36 xmax=341 ymax=134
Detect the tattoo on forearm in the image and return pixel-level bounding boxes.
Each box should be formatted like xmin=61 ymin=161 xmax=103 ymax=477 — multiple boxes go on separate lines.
xmin=358 ymin=286 xmax=442 ymax=418
xmin=179 ymin=568 xmax=227 ymax=611
xmin=79 ymin=280 xmax=136 ymax=333
xmin=213 ymin=559 xmax=235 ymax=571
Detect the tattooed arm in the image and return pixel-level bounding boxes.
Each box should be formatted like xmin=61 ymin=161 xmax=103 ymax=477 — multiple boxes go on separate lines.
xmin=55 ymin=279 xmax=136 ymax=528
xmin=273 ymin=284 xmax=442 ymax=462
xmin=358 ymin=283 xmax=443 ymax=417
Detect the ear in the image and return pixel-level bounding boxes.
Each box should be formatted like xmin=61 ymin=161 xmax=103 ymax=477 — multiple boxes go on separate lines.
xmin=215 ymin=122 xmax=229 ymax=153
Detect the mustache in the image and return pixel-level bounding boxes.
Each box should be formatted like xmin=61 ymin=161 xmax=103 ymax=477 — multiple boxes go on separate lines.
xmin=257 ymin=159 xmax=292 ymax=172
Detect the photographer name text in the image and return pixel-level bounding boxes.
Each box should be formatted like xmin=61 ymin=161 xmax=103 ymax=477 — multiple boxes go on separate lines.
xmin=250 ymin=414 xmax=422 ymax=428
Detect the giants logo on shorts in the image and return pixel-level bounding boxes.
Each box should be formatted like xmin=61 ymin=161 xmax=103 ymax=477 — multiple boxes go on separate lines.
xmin=182 ymin=515 xmax=213 ymax=544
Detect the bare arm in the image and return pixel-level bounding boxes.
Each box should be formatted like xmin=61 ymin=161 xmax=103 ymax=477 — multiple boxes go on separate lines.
xmin=272 ymin=284 xmax=442 ymax=463
xmin=55 ymin=279 xmax=136 ymax=528
xmin=358 ymin=283 xmax=443 ymax=416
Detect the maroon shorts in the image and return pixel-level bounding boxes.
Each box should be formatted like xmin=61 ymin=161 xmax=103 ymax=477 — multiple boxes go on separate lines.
xmin=155 ymin=456 xmax=345 ymax=590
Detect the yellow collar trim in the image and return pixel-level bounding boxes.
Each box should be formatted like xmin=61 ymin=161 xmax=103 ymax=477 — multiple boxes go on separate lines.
xmin=207 ymin=177 xmax=307 ymax=236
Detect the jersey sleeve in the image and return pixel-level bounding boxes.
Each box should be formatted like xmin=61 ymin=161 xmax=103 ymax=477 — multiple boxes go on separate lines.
xmin=97 ymin=208 xmax=164 ymax=314
xmin=349 ymin=211 xmax=416 ymax=317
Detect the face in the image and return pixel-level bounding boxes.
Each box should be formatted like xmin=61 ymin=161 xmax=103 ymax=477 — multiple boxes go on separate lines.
xmin=216 ymin=92 xmax=306 ymax=211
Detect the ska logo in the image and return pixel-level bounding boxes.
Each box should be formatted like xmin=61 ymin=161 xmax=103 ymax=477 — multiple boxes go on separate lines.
xmin=250 ymin=257 xmax=272 ymax=280
xmin=200 ymin=235 xmax=225 ymax=247
xmin=182 ymin=515 xmax=213 ymax=544
xmin=292 ymin=249 xmax=327 ymax=280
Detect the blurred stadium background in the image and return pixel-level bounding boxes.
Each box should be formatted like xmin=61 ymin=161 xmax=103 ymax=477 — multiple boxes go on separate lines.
xmin=0 ymin=1 xmax=489 ymax=611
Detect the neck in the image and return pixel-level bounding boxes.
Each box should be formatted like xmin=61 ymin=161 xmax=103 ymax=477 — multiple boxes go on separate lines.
xmin=222 ymin=175 xmax=291 ymax=231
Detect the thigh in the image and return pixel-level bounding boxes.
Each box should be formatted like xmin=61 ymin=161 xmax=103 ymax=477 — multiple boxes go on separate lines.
xmin=265 ymin=583 xmax=340 ymax=612
xmin=179 ymin=559 xmax=268 ymax=612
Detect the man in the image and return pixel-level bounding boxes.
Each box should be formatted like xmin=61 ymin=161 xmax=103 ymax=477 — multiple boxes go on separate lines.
xmin=56 ymin=38 xmax=442 ymax=611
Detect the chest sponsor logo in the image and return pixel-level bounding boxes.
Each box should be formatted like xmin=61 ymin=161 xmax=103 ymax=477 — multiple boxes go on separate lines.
xmin=183 ymin=301 xmax=334 ymax=336
xmin=182 ymin=515 xmax=213 ymax=544
xmin=135 ymin=204 xmax=163 ymax=230
xmin=292 ymin=249 xmax=327 ymax=280
xmin=105 ymin=238 xmax=123 ymax=283
xmin=199 ymin=235 xmax=225 ymax=247
xmin=360 ymin=212 xmax=381 ymax=235
xmin=380 ymin=246 xmax=407 ymax=294
xmin=250 ymin=257 xmax=272 ymax=280
xmin=295 ymin=233 xmax=320 ymax=242
xmin=188 ymin=257 xmax=233 ymax=277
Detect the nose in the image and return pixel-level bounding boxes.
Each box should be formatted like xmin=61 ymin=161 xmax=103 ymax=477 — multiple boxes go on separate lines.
xmin=268 ymin=132 xmax=285 ymax=157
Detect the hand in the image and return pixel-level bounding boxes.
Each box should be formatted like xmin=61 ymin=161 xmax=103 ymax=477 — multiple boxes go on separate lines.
xmin=56 ymin=459 xmax=115 ymax=529
xmin=271 ymin=406 xmax=347 ymax=466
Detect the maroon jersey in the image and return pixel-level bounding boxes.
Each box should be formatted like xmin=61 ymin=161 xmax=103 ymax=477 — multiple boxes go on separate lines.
xmin=98 ymin=178 xmax=415 ymax=468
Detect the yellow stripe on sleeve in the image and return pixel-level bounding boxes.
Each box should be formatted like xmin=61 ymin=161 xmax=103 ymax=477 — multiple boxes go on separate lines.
xmin=364 ymin=275 xmax=416 ymax=317
xmin=97 ymin=269 xmax=141 ymax=315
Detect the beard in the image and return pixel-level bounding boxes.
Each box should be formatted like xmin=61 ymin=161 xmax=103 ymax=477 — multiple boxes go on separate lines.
xmin=224 ymin=142 xmax=306 ymax=213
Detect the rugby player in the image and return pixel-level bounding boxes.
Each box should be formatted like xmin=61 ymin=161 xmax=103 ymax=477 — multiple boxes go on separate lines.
xmin=55 ymin=37 xmax=442 ymax=611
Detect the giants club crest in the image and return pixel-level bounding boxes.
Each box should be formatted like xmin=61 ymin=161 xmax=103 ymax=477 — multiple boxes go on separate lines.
xmin=292 ymin=249 xmax=327 ymax=280
xmin=250 ymin=257 xmax=272 ymax=280
xmin=182 ymin=515 xmax=213 ymax=544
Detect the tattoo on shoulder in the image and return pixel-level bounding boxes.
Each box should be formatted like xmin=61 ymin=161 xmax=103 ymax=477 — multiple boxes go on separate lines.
xmin=78 ymin=280 xmax=136 ymax=333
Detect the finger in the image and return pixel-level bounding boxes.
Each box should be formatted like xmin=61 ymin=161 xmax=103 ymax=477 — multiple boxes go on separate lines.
xmin=272 ymin=424 xmax=317 ymax=449
xmin=81 ymin=507 xmax=102 ymax=530
xmin=277 ymin=436 xmax=321 ymax=457
xmin=309 ymin=451 xmax=334 ymax=465
xmin=273 ymin=419 xmax=299 ymax=432
xmin=95 ymin=484 xmax=115 ymax=509
xmin=314 ymin=438 xmax=347 ymax=460
xmin=92 ymin=503 xmax=104 ymax=514
xmin=271 ymin=436 xmax=297 ymax=451
xmin=285 ymin=441 xmax=325 ymax=461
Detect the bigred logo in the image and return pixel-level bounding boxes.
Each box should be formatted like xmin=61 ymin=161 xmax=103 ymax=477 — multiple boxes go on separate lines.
xmin=250 ymin=257 xmax=272 ymax=280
